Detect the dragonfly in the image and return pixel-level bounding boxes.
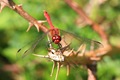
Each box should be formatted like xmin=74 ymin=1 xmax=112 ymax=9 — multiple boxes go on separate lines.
xmin=17 ymin=11 xmax=102 ymax=80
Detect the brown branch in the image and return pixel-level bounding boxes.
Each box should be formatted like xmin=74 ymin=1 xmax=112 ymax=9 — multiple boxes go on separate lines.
xmin=2 ymin=64 xmax=21 ymax=74
xmin=0 ymin=0 xmax=48 ymax=32
xmin=64 ymin=0 xmax=108 ymax=42
xmin=87 ymin=63 xmax=97 ymax=80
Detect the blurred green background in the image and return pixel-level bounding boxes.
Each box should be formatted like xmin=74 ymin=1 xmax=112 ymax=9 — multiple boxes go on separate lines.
xmin=0 ymin=0 xmax=120 ymax=80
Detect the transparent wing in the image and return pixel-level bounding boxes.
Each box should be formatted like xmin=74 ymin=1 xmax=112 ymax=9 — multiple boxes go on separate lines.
xmin=59 ymin=29 xmax=103 ymax=54
xmin=16 ymin=32 xmax=49 ymax=60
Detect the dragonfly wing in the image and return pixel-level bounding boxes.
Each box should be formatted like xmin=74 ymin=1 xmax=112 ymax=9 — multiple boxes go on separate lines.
xmin=16 ymin=32 xmax=48 ymax=60
xmin=59 ymin=30 xmax=102 ymax=54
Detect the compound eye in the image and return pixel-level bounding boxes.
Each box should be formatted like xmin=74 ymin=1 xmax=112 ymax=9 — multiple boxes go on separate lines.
xmin=52 ymin=35 xmax=61 ymax=44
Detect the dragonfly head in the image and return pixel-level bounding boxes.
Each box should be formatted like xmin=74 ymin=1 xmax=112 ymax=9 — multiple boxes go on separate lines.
xmin=52 ymin=34 xmax=61 ymax=44
xmin=48 ymin=48 xmax=64 ymax=62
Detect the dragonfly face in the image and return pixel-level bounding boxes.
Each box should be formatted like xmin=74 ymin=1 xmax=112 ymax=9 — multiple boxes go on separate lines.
xmin=52 ymin=34 xmax=61 ymax=44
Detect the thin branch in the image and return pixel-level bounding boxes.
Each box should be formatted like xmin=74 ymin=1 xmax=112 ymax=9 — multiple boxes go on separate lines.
xmin=3 ymin=64 xmax=21 ymax=74
xmin=87 ymin=63 xmax=97 ymax=80
xmin=64 ymin=0 xmax=108 ymax=42
xmin=0 ymin=0 xmax=48 ymax=32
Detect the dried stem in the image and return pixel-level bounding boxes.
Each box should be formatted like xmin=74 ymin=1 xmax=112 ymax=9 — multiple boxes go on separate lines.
xmin=87 ymin=63 xmax=97 ymax=80
xmin=0 ymin=0 xmax=48 ymax=32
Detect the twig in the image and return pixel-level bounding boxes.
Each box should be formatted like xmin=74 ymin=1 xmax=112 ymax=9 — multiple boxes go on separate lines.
xmin=64 ymin=0 xmax=108 ymax=42
xmin=87 ymin=63 xmax=97 ymax=80
xmin=2 ymin=64 xmax=21 ymax=74
xmin=0 ymin=0 xmax=48 ymax=32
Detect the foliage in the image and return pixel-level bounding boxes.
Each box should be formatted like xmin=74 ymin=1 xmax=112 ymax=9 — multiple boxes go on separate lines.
xmin=0 ymin=0 xmax=120 ymax=80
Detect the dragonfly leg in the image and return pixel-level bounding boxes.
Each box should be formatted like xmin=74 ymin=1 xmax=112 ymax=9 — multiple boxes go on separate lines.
xmin=50 ymin=61 xmax=57 ymax=76
xmin=58 ymin=43 xmax=62 ymax=49
xmin=60 ymin=43 xmax=71 ymax=53
xmin=47 ymin=35 xmax=53 ymax=48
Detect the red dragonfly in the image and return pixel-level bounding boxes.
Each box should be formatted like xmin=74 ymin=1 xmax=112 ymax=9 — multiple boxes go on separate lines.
xmin=17 ymin=11 xmax=102 ymax=80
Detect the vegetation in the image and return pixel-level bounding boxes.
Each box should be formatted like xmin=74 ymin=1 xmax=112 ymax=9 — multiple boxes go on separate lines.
xmin=0 ymin=0 xmax=120 ymax=80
